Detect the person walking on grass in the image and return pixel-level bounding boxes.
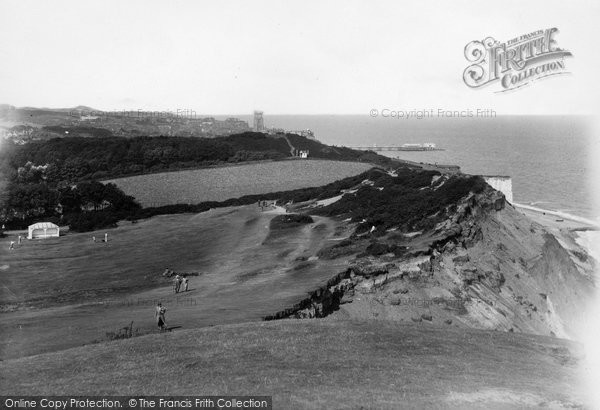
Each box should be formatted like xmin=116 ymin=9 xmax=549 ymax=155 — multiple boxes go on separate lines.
xmin=182 ymin=275 xmax=189 ymax=292
xmin=174 ymin=274 xmax=181 ymax=293
xmin=9 ymin=241 xmax=15 ymax=250
xmin=155 ymin=302 xmax=167 ymax=331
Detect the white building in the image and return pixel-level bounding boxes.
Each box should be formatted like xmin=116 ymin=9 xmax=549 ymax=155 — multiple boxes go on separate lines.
xmin=27 ymin=222 xmax=60 ymax=239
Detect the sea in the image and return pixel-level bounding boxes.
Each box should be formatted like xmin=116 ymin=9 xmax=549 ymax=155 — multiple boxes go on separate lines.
xmin=234 ymin=115 xmax=597 ymax=224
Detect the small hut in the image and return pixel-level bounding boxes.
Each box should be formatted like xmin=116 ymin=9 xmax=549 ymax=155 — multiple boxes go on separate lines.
xmin=27 ymin=222 xmax=60 ymax=239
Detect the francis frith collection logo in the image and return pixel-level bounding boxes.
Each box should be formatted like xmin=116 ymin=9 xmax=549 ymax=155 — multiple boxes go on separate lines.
xmin=463 ymin=28 xmax=572 ymax=92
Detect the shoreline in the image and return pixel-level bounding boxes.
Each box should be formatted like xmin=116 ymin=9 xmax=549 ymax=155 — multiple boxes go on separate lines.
xmin=513 ymin=202 xmax=599 ymax=232
xmin=514 ymin=203 xmax=599 ymax=268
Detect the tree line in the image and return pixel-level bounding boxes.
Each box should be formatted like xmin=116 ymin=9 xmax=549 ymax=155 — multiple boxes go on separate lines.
xmin=0 ymin=132 xmax=396 ymax=232
xmin=1 ymin=133 xmax=288 ymax=183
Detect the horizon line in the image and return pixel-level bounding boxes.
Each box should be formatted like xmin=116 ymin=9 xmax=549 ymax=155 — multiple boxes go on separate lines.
xmin=0 ymin=104 xmax=595 ymax=118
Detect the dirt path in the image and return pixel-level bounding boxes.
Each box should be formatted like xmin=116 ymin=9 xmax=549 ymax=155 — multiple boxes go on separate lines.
xmin=0 ymin=206 xmax=349 ymax=359
xmin=281 ymin=135 xmax=296 ymax=156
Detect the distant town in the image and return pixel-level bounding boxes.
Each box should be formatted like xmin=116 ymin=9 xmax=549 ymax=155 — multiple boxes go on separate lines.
xmin=0 ymin=105 xmax=316 ymax=144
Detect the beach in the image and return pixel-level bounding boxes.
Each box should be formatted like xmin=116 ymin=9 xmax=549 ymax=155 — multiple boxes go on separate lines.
xmin=515 ymin=203 xmax=599 ymax=272
xmin=515 ymin=203 xmax=599 ymax=232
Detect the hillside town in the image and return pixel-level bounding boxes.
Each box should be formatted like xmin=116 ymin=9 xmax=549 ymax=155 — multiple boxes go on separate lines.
xmin=0 ymin=105 xmax=316 ymax=144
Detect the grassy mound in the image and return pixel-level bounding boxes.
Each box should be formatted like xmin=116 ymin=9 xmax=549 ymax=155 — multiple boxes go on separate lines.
xmin=0 ymin=320 xmax=584 ymax=408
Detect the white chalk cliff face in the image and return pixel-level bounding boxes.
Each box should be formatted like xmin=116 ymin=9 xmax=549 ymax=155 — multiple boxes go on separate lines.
xmin=269 ymin=184 xmax=594 ymax=341
xmin=483 ymin=176 xmax=513 ymax=203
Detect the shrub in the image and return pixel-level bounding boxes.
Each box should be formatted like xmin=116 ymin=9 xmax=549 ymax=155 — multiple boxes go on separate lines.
xmin=365 ymin=241 xmax=391 ymax=256
xmin=270 ymin=214 xmax=314 ymax=230
xmin=315 ymin=169 xmax=487 ymax=234
xmin=65 ymin=211 xmax=120 ymax=232
xmin=105 ymin=322 xmax=141 ymax=341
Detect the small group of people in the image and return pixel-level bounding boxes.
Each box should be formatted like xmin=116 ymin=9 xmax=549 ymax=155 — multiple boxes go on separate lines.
xmin=257 ymin=200 xmax=277 ymax=211
xmin=173 ymin=273 xmax=189 ymax=293
xmin=92 ymin=233 xmax=109 ymax=243
xmin=161 ymin=268 xmax=190 ymax=292
xmin=8 ymin=235 xmax=23 ymax=250
xmin=153 ymin=269 xmax=194 ymax=332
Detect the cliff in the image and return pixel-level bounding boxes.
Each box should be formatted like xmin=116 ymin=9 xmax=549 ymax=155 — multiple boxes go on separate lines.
xmin=482 ymin=175 xmax=513 ymax=203
xmin=266 ymin=171 xmax=595 ymax=340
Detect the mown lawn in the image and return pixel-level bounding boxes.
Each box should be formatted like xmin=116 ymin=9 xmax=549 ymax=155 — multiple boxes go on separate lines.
xmin=105 ymin=160 xmax=373 ymax=207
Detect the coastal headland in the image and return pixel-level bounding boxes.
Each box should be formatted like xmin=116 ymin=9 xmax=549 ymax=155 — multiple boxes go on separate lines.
xmin=0 ymin=133 xmax=596 ymax=407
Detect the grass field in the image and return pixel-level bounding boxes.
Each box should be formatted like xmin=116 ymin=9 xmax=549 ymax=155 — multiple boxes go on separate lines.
xmin=105 ymin=159 xmax=373 ymax=207
xmin=0 ymin=319 xmax=587 ymax=408
xmin=0 ymin=205 xmax=354 ymax=359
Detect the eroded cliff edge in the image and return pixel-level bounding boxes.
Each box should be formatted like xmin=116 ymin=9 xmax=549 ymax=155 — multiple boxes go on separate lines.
xmin=265 ymin=168 xmax=595 ymax=340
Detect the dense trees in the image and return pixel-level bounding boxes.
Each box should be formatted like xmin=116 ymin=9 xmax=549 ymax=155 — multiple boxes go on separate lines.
xmin=0 ymin=132 xmax=398 ymax=231
xmin=1 ymin=180 xmax=140 ymax=231
xmin=1 ymin=134 xmax=283 ymax=183
xmin=1 ymin=132 xmax=396 ymax=184
xmin=0 ymin=134 xmax=275 ymax=231
xmin=4 ymin=183 xmax=58 ymax=220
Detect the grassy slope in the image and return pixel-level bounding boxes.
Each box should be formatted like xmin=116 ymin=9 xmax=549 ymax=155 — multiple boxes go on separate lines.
xmin=0 ymin=206 xmax=354 ymax=359
xmin=0 ymin=319 xmax=585 ymax=408
xmin=0 ymin=206 xmax=338 ymax=308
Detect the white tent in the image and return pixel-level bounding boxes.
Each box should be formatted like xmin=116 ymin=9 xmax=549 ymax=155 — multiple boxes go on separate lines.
xmin=28 ymin=222 xmax=60 ymax=239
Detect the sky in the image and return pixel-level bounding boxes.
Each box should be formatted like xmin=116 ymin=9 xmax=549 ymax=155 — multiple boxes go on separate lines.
xmin=0 ymin=0 xmax=599 ymax=115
